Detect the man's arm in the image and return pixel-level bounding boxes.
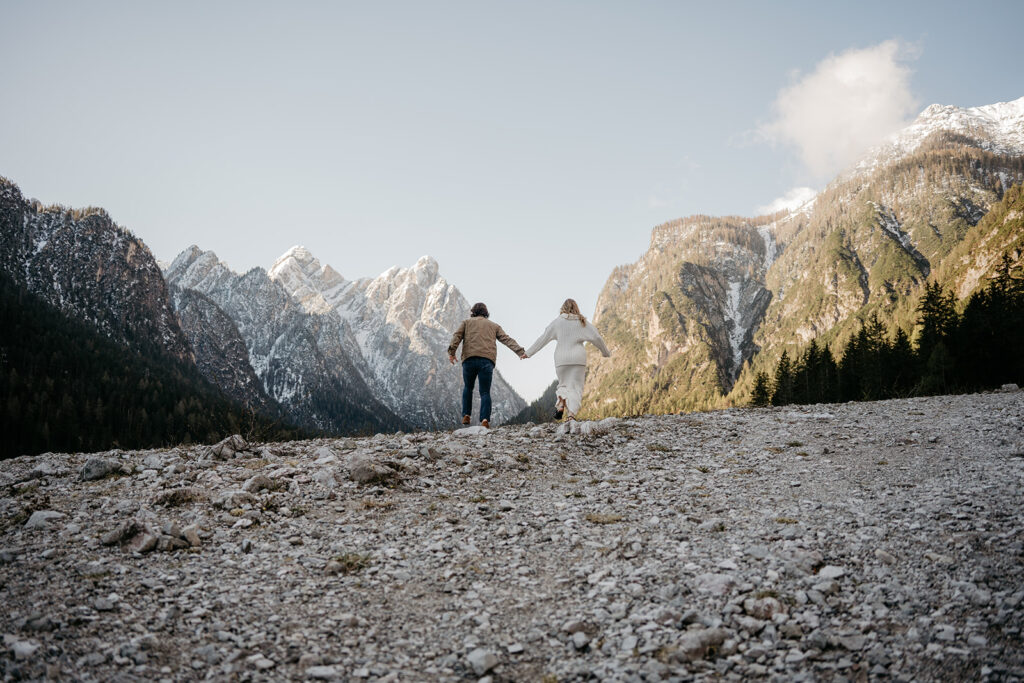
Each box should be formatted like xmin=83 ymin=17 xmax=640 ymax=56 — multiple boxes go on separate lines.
xmin=496 ymin=325 xmax=527 ymax=358
xmin=447 ymin=321 xmax=466 ymax=363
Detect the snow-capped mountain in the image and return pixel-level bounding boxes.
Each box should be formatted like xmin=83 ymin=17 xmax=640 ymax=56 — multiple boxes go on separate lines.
xmin=586 ymin=97 xmax=1024 ymax=415
xmin=0 ymin=177 xmax=191 ymax=364
xmin=268 ymin=246 xmax=525 ymax=428
xmin=165 ymin=247 xmax=406 ymax=435
xmin=851 ymin=96 xmax=1024 ymax=177
xmin=167 ymin=284 xmax=277 ymax=413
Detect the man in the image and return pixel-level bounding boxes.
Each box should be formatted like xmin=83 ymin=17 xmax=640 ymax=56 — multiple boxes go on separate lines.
xmin=448 ymin=302 xmax=526 ymax=428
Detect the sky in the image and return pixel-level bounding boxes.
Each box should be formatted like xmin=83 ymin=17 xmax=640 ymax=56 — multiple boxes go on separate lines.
xmin=2 ymin=1 xmax=1023 ymax=402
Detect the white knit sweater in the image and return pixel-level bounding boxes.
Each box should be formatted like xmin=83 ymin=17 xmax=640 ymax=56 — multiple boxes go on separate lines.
xmin=525 ymin=314 xmax=611 ymax=366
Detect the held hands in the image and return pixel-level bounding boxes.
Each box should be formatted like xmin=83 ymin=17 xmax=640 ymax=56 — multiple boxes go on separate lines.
xmin=448 ymin=354 xmax=456 ymax=365
xmin=519 ymin=353 xmax=528 ymax=360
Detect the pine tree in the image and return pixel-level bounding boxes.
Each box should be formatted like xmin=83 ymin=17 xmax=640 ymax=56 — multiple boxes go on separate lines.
xmin=751 ymin=372 xmax=772 ymax=406
xmin=771 ymin=351 xmax=794 ymax=406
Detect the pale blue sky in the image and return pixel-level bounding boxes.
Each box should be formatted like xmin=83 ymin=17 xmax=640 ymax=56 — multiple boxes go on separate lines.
xmin=3 ymin=1 xmax=1022 ymax=401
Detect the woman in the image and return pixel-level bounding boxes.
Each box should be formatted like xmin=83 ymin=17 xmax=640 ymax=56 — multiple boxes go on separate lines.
xmin=525 ymin=299 xmax=611 ymax=421
xmin=448 ymin=302 xmax=527 ymax=428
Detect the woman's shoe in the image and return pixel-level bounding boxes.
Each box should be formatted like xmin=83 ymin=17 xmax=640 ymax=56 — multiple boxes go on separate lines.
xmin=480 ymin=419 xmax=490 ymax=428
xmin=462 ymin=415 xmax=471 ymax=425
xmin=553 ymin=409 xmax=564 ymax=420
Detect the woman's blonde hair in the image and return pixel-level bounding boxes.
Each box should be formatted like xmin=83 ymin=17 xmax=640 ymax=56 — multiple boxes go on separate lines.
xmin=560 ymin=298 xmax=586 ymax=326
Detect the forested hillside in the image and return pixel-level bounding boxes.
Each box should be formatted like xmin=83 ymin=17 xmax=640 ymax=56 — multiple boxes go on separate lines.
xmin=0 ymin=272 xmax=306 ymax=458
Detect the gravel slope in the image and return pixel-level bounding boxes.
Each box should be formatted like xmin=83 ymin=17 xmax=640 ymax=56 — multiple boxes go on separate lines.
xmin=2 ymin=390 xmax=1023 ymax=681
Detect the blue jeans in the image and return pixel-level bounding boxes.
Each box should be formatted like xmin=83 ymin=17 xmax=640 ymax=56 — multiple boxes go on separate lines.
xmin=461 ymin=356 xmax=494 ymax=422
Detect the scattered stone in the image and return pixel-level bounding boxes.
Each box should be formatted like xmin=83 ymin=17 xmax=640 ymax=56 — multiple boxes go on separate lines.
xmin=454 ymin=426 xmax=491 ymax=437
xmin=80 ymin=457 xmax=122 ymax=481
xmin=23 ymin=510 xmax=65 ymax=529
xmin=5 ymin=636 xmax=40 ymax=660
xmin=243 ymin=474 xmax=277 ymax=492
xmin=693 ymin=573 xmax=737 ymax=595
xmin=466 ymin=648 xmax=498 ymax=675
xmin=818 ymin=565 xmax=846 ymax=579
xmin=182 ymin=524 xmax=202 ymax=547
xmin=743 ymin=596 xmax=784 ymax=619
xmin=0 ymin=392 xmax=1020 ymax=682
xmin=306 ymin=665 xmax=340 ymax=679
xmin=671 ymin=627 xmax=728 ymax=662
xmin=874 ymin=549 xmax=897 ymax=564
xmin=347 ymin=453 xmax=399 ymax=485
xmin=209 ymin=434 xmax=249 ymax=459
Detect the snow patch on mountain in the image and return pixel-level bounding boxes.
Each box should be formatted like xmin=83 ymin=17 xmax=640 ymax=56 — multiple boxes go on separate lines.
xmin=852 ymin=96 xmax=1024 ymax=177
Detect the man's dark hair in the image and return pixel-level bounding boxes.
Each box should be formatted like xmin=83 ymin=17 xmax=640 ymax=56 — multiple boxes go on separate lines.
xmin=470 ymin=302 xmax=489 ymax=318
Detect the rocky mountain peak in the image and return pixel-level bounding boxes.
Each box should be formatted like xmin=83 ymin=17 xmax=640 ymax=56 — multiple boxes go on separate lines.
xmin=850 ymin=96 xmax=1024 ymax=178
xmin=268 ymin=245 xmax=346 ymax=313
xmin=265 ymin=246 xmax=524 ymax=428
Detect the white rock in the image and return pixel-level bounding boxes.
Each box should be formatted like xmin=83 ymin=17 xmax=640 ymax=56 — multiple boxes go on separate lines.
xmin=466 ymin=648 xmax=498 ymax=675
xmin=454 ymin=426 xmax=490 ymax=437
xmin=24 ymin=510 xmax=65 ymax=529
xmin=818 ymin=565 xmax=846 ymax=579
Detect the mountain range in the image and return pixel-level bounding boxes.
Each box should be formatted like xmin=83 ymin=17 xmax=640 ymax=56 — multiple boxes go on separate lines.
xmin=583 ymin=97 xmax=1024 ymax=416
xmin=2 ymin=96 xmax=1022 ymax=455
xmin=165 ymin=245 xmax=524 ymax=433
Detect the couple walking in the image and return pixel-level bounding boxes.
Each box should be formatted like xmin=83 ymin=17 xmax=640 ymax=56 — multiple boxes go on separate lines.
xmin=447 ymin=299 xmax=611 ymax=427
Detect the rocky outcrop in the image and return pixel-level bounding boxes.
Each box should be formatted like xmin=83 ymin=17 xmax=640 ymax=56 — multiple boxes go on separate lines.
xmin=585 ymin=216 xmax=776 ymax=415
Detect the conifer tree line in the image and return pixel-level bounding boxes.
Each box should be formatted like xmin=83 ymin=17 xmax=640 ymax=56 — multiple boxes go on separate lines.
xmin=0 ymin=272 xmax=309 ymax=459
xmin=751 ymin=252 xmax=1024 ymax=407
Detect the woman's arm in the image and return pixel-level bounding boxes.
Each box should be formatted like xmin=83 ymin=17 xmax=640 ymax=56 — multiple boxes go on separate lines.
xmin=524 ymin=321 xmax=556 ymax=358
xmin=587 ymin=325 xmax=612 ymax=357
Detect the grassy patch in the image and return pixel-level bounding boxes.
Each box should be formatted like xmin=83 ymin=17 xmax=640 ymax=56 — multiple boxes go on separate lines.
xmin=786 ymin=441 xmax=804 ymax=448
xmin=13 ymin=482 xmax=39 ymax=496
xmin=585 ymin=513 xmax=624 ymax=525
xmin=153 ymin=488 xmax=206 ymax=507
xmin=330 ymin=553 xmax=371 ymax=575
xmin=695 ymin=465 xmax=711 ymax=473
xmin=361 ymin=499 xmax=395 ymax=511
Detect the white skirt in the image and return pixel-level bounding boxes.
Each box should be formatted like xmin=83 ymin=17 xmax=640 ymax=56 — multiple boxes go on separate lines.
xmin=555 ymin=364 xmax=587 ymax=417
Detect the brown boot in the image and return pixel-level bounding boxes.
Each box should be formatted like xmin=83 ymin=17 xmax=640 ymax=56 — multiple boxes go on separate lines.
xmin=480 ymin=419 xmax=490 ymax=429
xmin=462 ymin=415 xmax=471 ymax=425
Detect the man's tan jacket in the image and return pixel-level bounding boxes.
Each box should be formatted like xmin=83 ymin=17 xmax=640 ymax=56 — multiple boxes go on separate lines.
xmin=448 ymin=316 xmax=525 ymax=363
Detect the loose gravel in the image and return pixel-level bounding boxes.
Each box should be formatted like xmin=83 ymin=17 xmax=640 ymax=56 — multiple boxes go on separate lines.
xmin=2 ymin=390 xmax=1023 ymax=681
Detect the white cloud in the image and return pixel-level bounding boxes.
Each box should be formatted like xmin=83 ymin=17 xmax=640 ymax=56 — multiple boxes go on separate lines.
xmin=759 ymin=40 xmax=919 ymax=178
xmin=756 ymin=186 xmax=818 ymax=215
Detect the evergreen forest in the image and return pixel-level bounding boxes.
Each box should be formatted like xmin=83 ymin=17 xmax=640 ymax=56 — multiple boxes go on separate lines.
xmin=0 ymin=272 xmax=308 ymax=459
xmin=508 ymin=380 xmax=559 ymax=425
xmin=752 ymin=253 xmax=1024 ymax=407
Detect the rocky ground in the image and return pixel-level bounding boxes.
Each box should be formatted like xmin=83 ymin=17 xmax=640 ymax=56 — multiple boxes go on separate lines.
xmin=2 ymin=390 xmax=1023 ymax=682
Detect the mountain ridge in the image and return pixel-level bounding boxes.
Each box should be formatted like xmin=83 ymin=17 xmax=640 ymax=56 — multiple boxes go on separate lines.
xmin=584 ymin=97 xmax=1024 ymax=417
